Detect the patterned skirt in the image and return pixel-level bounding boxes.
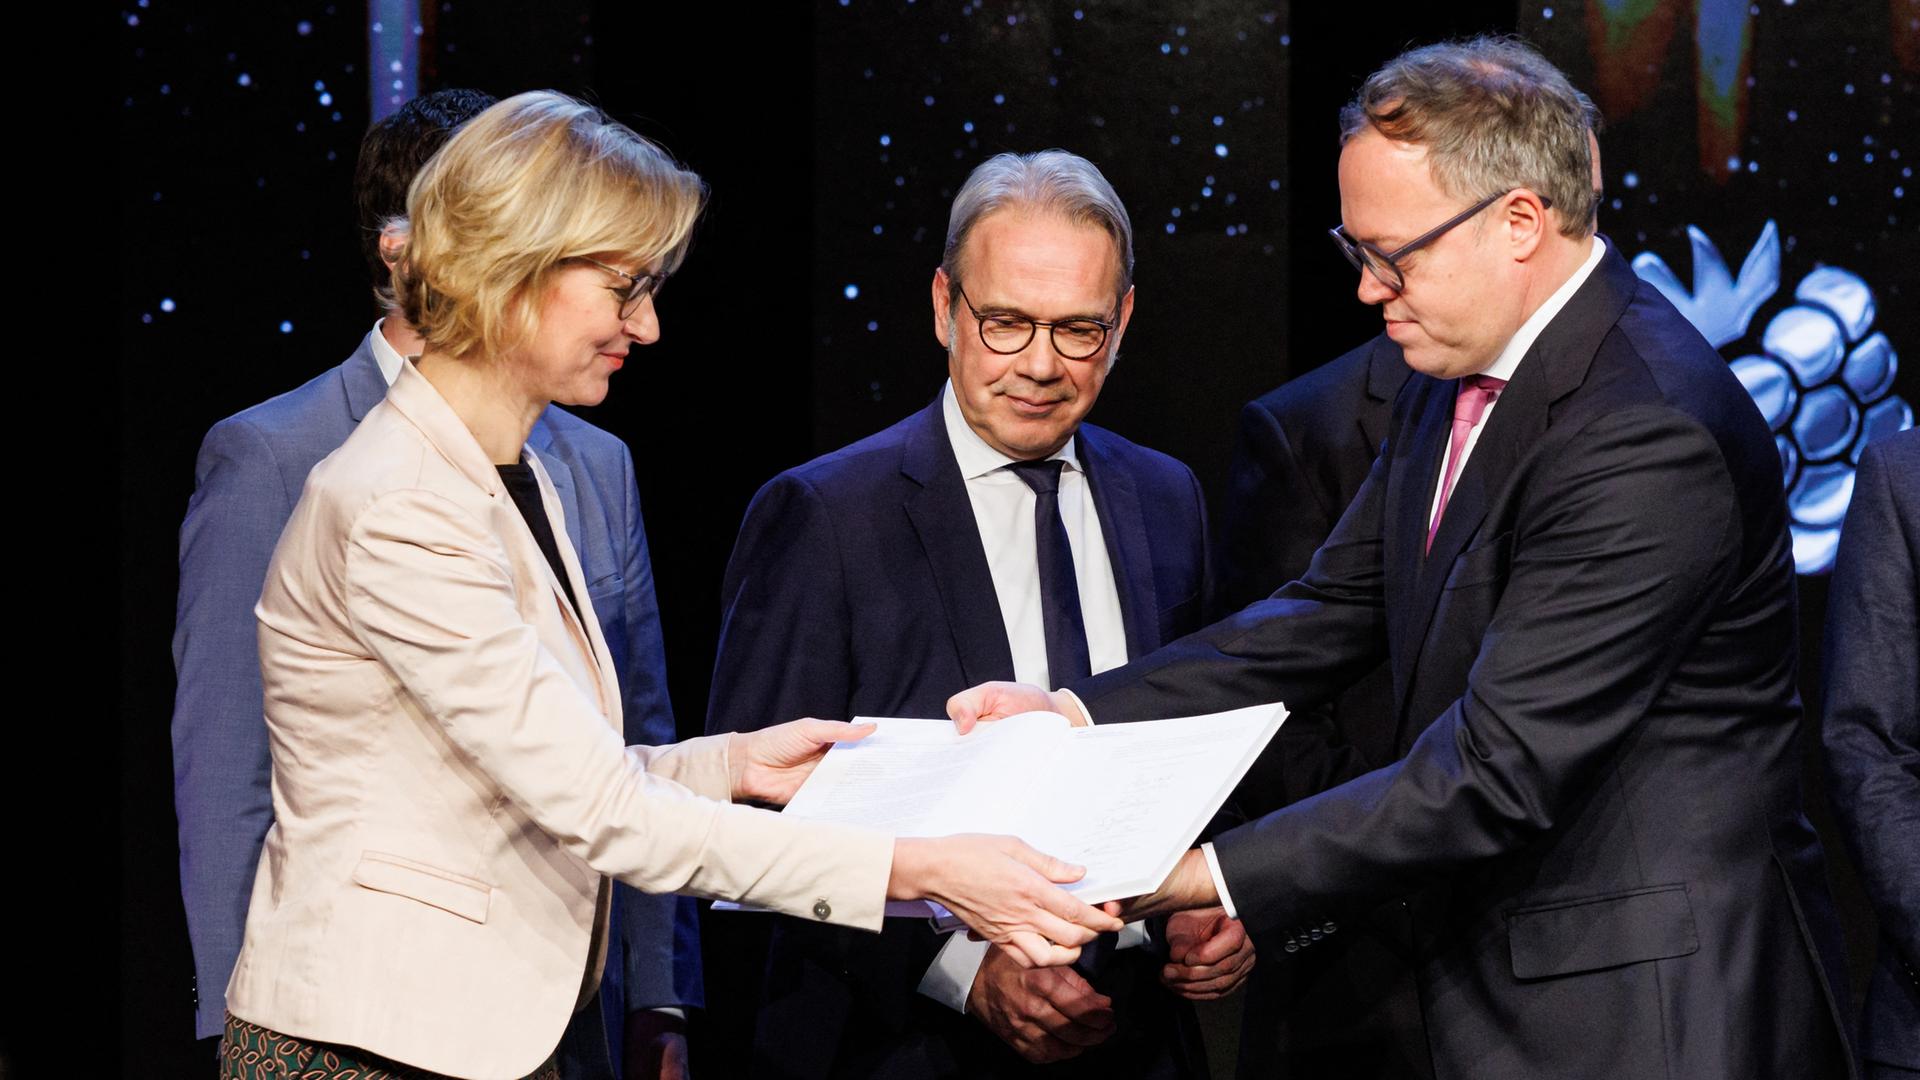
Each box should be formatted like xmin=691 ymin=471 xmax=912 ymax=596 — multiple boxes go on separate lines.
xmin=219 ymin=1012 xmax=560 ymax=1080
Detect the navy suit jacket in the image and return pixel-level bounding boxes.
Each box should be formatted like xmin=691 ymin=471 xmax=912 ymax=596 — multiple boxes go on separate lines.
xmin=1214 ymin=336 xmax=1409 ymax=813
xmin=1074 ymin=243 xmax=1858 ymax=1080
xmin=1823 ymin=428 xmax=1920 ymax=1074
xmin=707 ymin=396 xmax=1208 ymax=1079
xmin=1213 ymin=339 xmax=1429 ymax=1079
xmin=170 ymin=331 xmax=701 ymax=1072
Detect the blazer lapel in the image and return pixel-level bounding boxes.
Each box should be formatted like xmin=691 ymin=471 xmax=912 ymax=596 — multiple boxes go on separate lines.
xmin=900 ymin=398 xmax=1018 ymax=686
xmin=342 ymin=331 xmax=390 ymax=422
xmin=1417 ymin=239 xmax=1639 ymax=592
xmin=1077 ymin=427 xmax=1161 ymax=657
xmin=381 ymin=363 xmax=619 ymax=728
xmin=525 ymin=449 xmax=622 ymax=730
xmin=1360 ymin=336 xmax=1409 ymax=453
xmin=1421 ymin=361 xmax=1541 ymax=575
xmin=1383 ymin=375 xmax=1451 ymax=706
xmin=1387 ymin=238 xmax=1639 ymax=722
xmin=524 ymin=415 xmax=583 ymax=546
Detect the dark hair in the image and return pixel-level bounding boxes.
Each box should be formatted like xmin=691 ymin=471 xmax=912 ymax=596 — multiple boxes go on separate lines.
xmin=352 ymin=88 xmax=498 ymax=305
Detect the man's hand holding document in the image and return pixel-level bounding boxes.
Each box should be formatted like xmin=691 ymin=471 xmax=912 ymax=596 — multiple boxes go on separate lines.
xmin=778 ymin=701 xmax=1287 ymax=917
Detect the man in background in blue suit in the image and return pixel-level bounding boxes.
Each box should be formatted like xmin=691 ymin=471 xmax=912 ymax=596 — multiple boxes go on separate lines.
xmin=707 ymin=150 xmax=1228 ymax=1079
xmin=1823 ymin=426 xmax=1919 ymax=1080
xmin=170 ymin=89 xmax=701 ymax=1079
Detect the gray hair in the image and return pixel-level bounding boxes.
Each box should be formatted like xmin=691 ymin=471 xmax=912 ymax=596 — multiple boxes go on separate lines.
xmin=942 ymin=150 xmax=1134 ymax=304
xmin=1340 ymin=36 xmax=1600 ymax=238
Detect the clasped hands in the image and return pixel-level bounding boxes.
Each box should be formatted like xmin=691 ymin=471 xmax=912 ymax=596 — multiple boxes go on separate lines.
xmin=967 ymin=903 xmax=1254 ymax=1063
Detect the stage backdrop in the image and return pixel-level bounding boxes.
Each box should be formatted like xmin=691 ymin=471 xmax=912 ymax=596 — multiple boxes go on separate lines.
xmin=122 ymin=0 xmax=1904 ymax=1072
xmin=806 ymin=2 xmax=1293 ymax=505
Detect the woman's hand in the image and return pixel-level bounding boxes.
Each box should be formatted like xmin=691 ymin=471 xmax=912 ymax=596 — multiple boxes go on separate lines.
xmin=888 ymin=835 xmax=1125 ymax=968
xmin=728 ymin=719 xmax=876 ymax=805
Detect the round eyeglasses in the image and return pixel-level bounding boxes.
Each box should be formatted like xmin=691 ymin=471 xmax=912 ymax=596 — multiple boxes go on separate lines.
xmin=955 ymin=283 xmax=1118 ymax=361
xmin=1329 ymin=189 xmax=1550 ymax=294
xmin=568 ymin=256 xmax=666 ymax=320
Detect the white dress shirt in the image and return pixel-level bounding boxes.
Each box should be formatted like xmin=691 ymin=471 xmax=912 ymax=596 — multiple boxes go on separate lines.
xmin=919 ymin=381 xmax=1144 ymax=1011
xmin=1199 ymin=236 xmax=1605 ymax=920
xmin=369 ymin=317 xmax=408 ymax=386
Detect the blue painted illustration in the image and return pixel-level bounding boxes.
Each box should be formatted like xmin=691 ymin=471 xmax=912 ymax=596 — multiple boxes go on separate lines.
xmin=1634 ymin=223 xmax=1912 ymax=573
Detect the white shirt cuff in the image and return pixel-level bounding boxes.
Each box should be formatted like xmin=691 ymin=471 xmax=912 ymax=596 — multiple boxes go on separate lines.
xmin=918 ymin=933 xmax=991 ymax=1013
xmin=1056 ymin=687 xmax=1094 ymax=726
xmin=1201 ymin=842 xmax=1238 ymax=920
xmin=915 ymin=920 xmax=1151 ymax=1014
xmin=648 ymin=1006 xmax=686 ymax=1021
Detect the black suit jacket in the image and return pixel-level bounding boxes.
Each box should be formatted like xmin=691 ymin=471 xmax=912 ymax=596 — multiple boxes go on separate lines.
xmin=1075 ymin=242 xmax=1857 ymax=1080
xmin=707 ymin=396 xmax=1209 ymax=1080
xmin=1822 ymin=429 xmax=1920 ymax=1075
xmin=1213 ymin=340 xmax=1430 ymax=1079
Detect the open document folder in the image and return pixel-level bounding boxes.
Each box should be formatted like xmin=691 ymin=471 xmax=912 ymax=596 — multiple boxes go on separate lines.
xmin=717 ymin=701 xmax=1286 ymax=920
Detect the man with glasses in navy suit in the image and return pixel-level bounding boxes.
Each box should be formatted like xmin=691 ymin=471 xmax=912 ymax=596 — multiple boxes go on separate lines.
xmin=708 ymin=150 xmax=1222 ymax=1079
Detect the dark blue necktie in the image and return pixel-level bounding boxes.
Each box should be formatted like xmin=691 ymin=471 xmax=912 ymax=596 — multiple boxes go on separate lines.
xmin=1006 ymin=459 xmax=1093 ymax=688
xmin=1007 ymin=457 xmax=1111 ymax=980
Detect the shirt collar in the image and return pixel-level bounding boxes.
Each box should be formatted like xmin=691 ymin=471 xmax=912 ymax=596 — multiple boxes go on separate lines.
xmin=940 ymin=380 xmax=1081 ymax=481
xmin=369 ymin=317 xmax=408 ymax=387
xmin=1479 ymin=235 xmax=1604 ymax=384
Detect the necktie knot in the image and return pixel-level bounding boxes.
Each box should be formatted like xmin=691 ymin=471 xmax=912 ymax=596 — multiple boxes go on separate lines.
xmin=1427 ymin=374 xmax=1508 ymax=556
xmin=1007 ymin=458 xmax=1066 ymax=495
xmin=1454 ymin=374 xmax=1507 ymax=426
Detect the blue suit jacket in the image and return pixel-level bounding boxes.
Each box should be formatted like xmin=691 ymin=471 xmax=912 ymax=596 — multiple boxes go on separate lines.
xmin=171 ymin=331 xmax=701 ymax=1071
xmin=707 ymin=396 xmax=1209 ymax=1078
xmin=1075 ymin=243 xmax=1857 ymax=1079
xmin=1823 ymin=428 xmax=1920 ymax=1074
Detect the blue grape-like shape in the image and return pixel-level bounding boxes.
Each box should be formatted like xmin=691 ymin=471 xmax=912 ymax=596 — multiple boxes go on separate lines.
xmin=1726 ymin=266 xmax=1910 ymax=573
xmin=1635 ymin=227 xmax=1913 ymax=574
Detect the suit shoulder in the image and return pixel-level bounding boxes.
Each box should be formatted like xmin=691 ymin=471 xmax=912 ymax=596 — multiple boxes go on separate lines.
xmin=1247 ymin=338 xmax=1382 ymax=422
xmin=773 ymin=411 xmax=922 ymax=495
xmin=1078 ymin=422 xmax=1198 ymax=489
xmin=1859 ymin=427 xmax=1920 ymax=483
xmin=535 ymin=404 xmax=631 ymax=469
xmin=195 ymin=362 xmax=361 ymax=499
xmin=300 ymin=402 xmax=455 ymax=517
xmin=208 ymin=362 xmax=352 ymax=446
xmin=1569 ymin=287 xmax=1760 ymax=435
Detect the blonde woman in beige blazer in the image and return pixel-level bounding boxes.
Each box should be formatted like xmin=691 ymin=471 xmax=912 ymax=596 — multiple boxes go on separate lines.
xmin=221 ymin=91 xmax=1119 ymax=1080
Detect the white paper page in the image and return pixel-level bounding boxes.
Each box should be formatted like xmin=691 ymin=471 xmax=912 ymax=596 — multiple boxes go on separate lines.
xmin=1022 ymin=702 xmax=1286 ymax=903
xmin=715 ymin=712 xmax=1071 ymax=919
xmin=778 ymin=711 xmax=1070 ymax=837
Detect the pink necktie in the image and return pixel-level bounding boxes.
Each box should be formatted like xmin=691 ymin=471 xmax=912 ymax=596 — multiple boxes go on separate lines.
xmin=1426 ymin=374 xmax=1507 ymax=554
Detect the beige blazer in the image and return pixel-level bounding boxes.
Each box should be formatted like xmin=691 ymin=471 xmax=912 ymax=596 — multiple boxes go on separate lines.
xmin=227 ymin=361 xmax=892 ymax=1079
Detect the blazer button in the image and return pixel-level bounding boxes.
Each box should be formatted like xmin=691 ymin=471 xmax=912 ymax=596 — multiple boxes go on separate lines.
xmin=1323 ymin=921 xmax=1338 ymax=935
xmin=812 ymin=898 xmax=832 ymax=920
xmin=1284 ymin=941 xmax=1300 ymax=953
xmin=1309 ymin=928 xmax=1324 ymax=941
